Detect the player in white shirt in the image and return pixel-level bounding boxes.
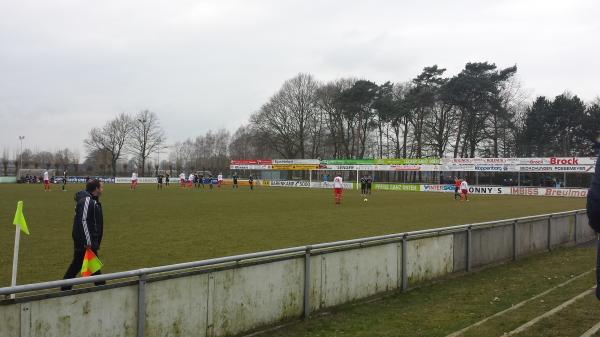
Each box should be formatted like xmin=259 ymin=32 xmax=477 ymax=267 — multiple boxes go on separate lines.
xmin=333 ymin=174 xmax=343 ymax=204
xmin=179 ymin=172 xmax=186 ymax=187
xmin=460 ymin=179 xmax=469 ymax=201
xmin=188 ymin=173 xmax=195 ymax=188
xmin=43 ymin=170 xmax=50 ymax=191
xmin=217 ymin=173 xmax=223 ymax=188
xmin=131 ymin=172 xmax=138 ymax=190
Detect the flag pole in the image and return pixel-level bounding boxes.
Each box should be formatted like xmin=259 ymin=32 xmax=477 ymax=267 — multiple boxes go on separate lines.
xmin=10 ymin=225 xmax=21 ymax=299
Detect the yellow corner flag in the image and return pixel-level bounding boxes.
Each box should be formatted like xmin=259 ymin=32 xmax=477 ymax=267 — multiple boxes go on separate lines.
xmin=81 ymin=248 xmax=103 ymax=277
xmin=13 ymin=201 xmax=29 ymax=235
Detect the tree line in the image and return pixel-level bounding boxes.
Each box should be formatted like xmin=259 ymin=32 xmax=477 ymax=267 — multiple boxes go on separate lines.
xmin=231 ymin=62 xmax=600 ymax=162
xmin=1 ymin=148 xmax=79 ymax=176
xmin=84 ymin=110 xmax=166 ymax=177
xmin=87 ymin=61 xmax=600 ymax=175
xmin=5 ymin=60 xmax=599 ymax=177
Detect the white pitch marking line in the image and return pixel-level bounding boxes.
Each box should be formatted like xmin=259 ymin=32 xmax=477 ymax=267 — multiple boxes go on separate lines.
xmin=445 ymin=269 xmax=594 ymax=337
xmin=502 ymin=286 xmax=595 ymax=336
xmin=579 ymin=320 xmax=600 ymax=337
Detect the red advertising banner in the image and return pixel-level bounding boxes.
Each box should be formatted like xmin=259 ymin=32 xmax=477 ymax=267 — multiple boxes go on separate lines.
xmin=230 ymin=160 xmax=272 ymax=165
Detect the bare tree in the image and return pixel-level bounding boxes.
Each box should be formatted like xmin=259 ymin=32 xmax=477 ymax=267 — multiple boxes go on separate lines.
xmin=1 ymin=149 xmax=9 ymax=176
xmin=128 ymin=110 xmax=166 ymax=176
xmin=250 ymin=73 xmax=319 ymax=159
xmin=85 ymin=113 xmax=133 ymax=177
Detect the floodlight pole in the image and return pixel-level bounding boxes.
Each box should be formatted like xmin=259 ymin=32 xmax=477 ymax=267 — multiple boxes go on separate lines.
xmin=18 ymin=136 xmax=25 ymax=174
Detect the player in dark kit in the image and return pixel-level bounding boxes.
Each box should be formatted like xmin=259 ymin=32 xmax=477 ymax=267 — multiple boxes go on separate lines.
xmin=157 ymin=174 xmax=163 ymax=190
xmin=360 ymin=176 xmax=367 ymax=196
xmin=366 ymin=175 xmax=373 ymax=195
xmin=193 ymin=174 xmax=199 ymax=188
xmin=233 ymin=173 xmax=239 ymax=189
xmin=198 ymin=173 xmax=204 ymax=189
xmin=454 ymin=177 xmax=461 ymax=200
xmin=62 ymin=170 xmax=68 ymax=192
xmin=208 ymin=174 xmax=213 ymax=189
xmin=249 ymin=175 xmax=254 ymax=190
xmin=165 ymin=173 xmax=170 ymax=187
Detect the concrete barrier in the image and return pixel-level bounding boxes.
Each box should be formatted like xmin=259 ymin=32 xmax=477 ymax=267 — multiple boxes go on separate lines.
xmin=516 ymin=218 xmax=549 ymax=256
xmin=407 ymin=236 xmax=454 ymax=284
xmin=145 ymin=274 xmax=209 ymax=337
xmin=1 ymin=210 xmax=593 ymax=337
xmin=316 ymin=243 xmax=399 ymax=308
xmin=471 ymin=224 xmax=513 ymax=268
xmin=22 ymin=285 xmax=137 ymax=337
xmin=210 ymin=259 xmax=304 ymax=337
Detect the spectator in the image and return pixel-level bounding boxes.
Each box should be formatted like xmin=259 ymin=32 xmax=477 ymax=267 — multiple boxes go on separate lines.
xmin=587 ymin=137 xmax=600 ymax=299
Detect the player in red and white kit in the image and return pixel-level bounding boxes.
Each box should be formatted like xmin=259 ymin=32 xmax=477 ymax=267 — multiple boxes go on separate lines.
xmin=43 ymin=170 xmax=51 ymax=191
xmin=179 ymin=172 xmax=186 ymax=187
xmin=333 ymin=174 xmax=343 ymax=205
xmin=188 ymin=173 xmax=195 ymax=188
xmin=131 ymin=172 xmax=138 ymax=190
xmin=460 ymin=179 xmax=469 ymax=201
xmin=217 ymin=173 xmax=223 ymax=188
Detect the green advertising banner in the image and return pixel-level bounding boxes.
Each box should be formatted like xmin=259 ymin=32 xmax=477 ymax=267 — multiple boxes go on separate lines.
xmin=372 ymin=183 xmax=421 ymax=192
xmin=320 ymin=159 xmax=375 ymax=165
xmin=321 ymin=158 xmax=440 ymax=165
xmin=373 ymin=158 xmax=440 ymax=165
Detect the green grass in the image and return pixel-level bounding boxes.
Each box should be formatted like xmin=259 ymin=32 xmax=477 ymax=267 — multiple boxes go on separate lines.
xmin=259 ymin=246 xmax=596 ymax=337
xmin=0 ymin=183 xmax=586 ymax=286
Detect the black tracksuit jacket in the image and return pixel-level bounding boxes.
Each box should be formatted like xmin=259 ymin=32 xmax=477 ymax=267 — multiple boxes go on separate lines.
xmin=588 ymin=147 xmax=600 ymax=232
xmin=72 ymin=191 xmax=104 ymax=250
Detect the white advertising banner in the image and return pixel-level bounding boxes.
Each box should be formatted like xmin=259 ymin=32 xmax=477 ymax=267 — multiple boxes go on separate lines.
xmin=230 ymin=164 xmax=273 ymax=170
xmin=508 ymin=187 xmax=588 ymax=198
xmin=115 ymin=177 xmax=165 ymax=184
xmin=420 ymin=184 xmax=587 ymax=197
xmin=270 ymin=180 xmax=311 ymax=188
xmin=231 ymin=157 xmax=597 ymax=173
xmin=518 ymin=165 xmax=595 ymax=173
xmin=311 ymin=181 xmax=354 ymax=189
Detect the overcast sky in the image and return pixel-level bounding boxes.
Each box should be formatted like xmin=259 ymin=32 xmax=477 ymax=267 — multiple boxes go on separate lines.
xmin=1 ymin=0 xmax=598 ymax=158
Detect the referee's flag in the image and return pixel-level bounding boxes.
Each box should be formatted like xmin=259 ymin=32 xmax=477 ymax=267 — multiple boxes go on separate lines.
xmin=81 ymin=248 xmax=103 ymax=277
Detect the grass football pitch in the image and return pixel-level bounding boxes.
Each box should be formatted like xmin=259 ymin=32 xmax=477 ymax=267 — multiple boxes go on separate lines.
xmin=0 ymin=183 xmax=586 ymax=286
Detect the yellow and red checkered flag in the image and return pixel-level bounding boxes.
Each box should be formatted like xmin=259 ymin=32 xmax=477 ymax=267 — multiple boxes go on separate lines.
xmin=80 ymin=248 xmax=103 ymax=277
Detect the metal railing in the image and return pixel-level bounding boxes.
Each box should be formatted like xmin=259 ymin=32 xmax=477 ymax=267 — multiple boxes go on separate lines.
xmin=0 ymin=209 xmax=591 ymax=337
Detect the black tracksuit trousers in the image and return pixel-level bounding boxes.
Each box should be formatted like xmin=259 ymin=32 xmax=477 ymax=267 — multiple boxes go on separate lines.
xmin=61 ymin=245 xmax=105 ymax=290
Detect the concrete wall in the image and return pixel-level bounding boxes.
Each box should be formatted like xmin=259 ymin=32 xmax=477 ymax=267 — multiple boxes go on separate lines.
xmin=15 ymin=285 xmax=138 ymax=337
xmin=576 ymin=213 xmax=595 ymax=242
xmin=210 ymin=258 xmax=304 ymax=337
xmin=314 ymin=243 xmax=399 ymax=309
xmin=471 ymin=224 xmax=513 ymax=268
xmin=1 ymin=211 xmax=592 ymax=337
xmin=145 ymin=274 xmax=209 ymax=337
xmin=407 ymin=236 xmax=454 ymax=284
xmin=0 ymin=302 xmax=20 ymax=337
xmin=453 ymin=232 xmax=467 ymax=272
xmin=550 ymin=214 xmax=575 ymax=246
xmin=516 ymin=218 xmax=549 ymax=256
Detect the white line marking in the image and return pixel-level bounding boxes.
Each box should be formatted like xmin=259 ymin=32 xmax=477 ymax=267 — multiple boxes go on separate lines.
xmin=503 ymin=287 xmax=595 ymax=336
xmin=579 ymin=320 xmax=600 ymax=337
xmin=446 ymin=269 xmax=594 ymax=337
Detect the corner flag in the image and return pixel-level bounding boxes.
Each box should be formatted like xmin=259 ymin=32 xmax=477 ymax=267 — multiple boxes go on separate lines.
xmin=13 ymin=201 xmax=29 ymax=235
xmin=10 ymin=200 xmax=29 ymax=297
